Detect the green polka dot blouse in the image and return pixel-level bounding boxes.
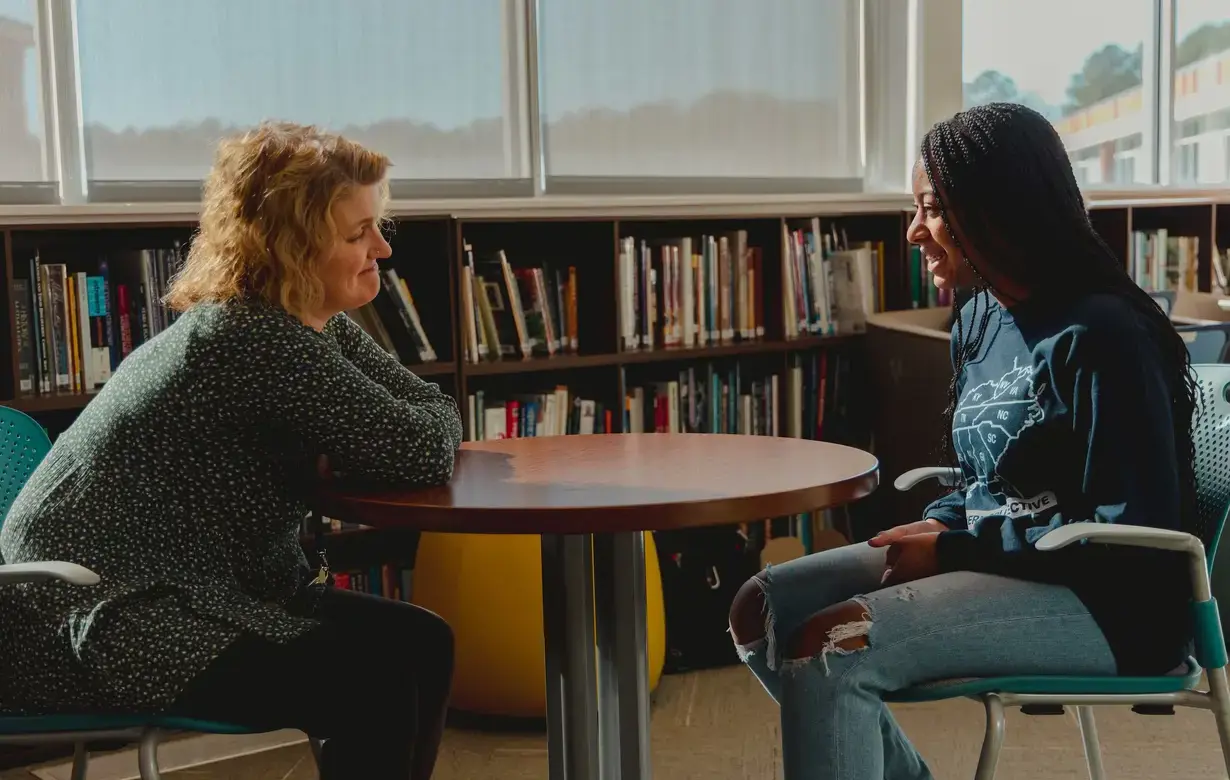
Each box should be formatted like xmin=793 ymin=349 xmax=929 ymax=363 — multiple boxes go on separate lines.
xmin=0 ymin=299 xmax=462 ymax=714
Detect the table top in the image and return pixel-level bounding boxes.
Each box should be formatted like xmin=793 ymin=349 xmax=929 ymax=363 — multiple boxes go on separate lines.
xmin=313 ymin=433 xmax=879 ymax=535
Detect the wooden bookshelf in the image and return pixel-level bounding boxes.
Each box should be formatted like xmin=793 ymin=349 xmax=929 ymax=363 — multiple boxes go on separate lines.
xmin=0 ymin=211 xmax=911 ymax=429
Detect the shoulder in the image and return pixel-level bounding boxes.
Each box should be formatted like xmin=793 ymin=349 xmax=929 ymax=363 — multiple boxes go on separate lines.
xmin=186 ymin=299 xmax=334 ymax=365
xmin=949 ymin=293 xmax=1006 ymax=340
xmin=322 ymin=310 xmax=365 ymax=343
xmin=1031 ymin=292 xmax=1160 ymax=375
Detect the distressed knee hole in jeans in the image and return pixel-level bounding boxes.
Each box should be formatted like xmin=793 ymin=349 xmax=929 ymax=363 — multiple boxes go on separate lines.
xmin=730 ymin=566 xmax=781 ymax=671
xmin=782 ymin=596 xmax=874 ymax=677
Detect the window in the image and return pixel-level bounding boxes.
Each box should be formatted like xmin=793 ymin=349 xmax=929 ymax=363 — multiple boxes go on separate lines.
xmin=962 ymin=0 xmax=1151 ymax=186
xmin=536 ymin=0 xmax=863 ymax=192
xmin=1172 ymin=0 xmax=1230 ymax=185
xmin=74 ymin=0 xmax=527 ymax=193
xmin=0 ymin=0 xmax=51 ymax=186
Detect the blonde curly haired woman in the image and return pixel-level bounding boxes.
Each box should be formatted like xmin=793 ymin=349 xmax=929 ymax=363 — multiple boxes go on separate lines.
xmin=0 ymin=122 xmax=463 ymax=779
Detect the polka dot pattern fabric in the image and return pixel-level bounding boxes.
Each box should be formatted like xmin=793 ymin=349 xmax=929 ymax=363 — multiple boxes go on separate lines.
xmin=0 ymin=299 xmax=462 ymax=715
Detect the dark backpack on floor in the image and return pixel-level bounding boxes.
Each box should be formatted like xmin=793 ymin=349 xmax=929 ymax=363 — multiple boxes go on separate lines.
xmin=654 ymin=525 xmax=763 ymax=673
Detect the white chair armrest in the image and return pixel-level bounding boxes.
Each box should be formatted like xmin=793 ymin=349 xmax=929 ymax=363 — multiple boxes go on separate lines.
xmin=1035 ymin=523 xmax=1202 ymax=554
xmin=0 ymin=561 xmax=101 ymax=586
xmin=894 ymin=466 xmax=962 ymax=492
xmin=1037 ymin=522 xmax=1211 ymax=602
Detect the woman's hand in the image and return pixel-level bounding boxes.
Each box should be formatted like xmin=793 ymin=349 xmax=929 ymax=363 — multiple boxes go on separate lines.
xmin=881 ymin=532 xmax=941 ymax=586
xmin=868 ymin=518 xmax=947 ymax=548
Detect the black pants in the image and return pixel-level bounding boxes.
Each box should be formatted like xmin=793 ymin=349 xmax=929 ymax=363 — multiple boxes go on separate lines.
xmin=167 ymin=586 xmax=455 ymax=780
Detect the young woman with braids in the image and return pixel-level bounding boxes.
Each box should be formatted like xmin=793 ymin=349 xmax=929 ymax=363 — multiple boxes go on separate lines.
xmin=728 ymin=102 xmax=1195 ymax=779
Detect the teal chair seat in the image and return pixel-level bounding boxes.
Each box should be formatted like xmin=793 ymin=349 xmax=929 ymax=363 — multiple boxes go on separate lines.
xmin=0 ymin=714 xmax=258 ymax=737
xmin=886 ymin=656 xmax=1203 ymax=703
xmin=0 ymin=405 xmax=319 ymax=779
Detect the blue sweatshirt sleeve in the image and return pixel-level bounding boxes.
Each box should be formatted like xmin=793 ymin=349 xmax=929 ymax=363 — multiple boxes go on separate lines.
xmin=923 ymin=491 xmax=966 ymax=530
xmin=934 ymin=317 xmax=1183 ymax=580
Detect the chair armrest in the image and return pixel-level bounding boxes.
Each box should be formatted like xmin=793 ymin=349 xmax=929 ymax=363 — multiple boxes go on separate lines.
xmin=1037 ymin=522 xmax=1213 ymax=604
xmin=0 ymin=562 xmax=101 ymax=586
xmin=893 ymin=467 xmax=962 ymax=492
xmin=1035 ymin=523 xmax=1202 ymax=555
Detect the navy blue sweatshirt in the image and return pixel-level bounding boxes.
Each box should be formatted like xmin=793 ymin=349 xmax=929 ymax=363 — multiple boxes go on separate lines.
xmin=926 ymin=292 xmax=1191 ymax=675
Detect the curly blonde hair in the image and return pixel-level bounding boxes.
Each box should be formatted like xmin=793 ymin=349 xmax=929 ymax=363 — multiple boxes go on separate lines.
xmin=166 ymin=121 xmax=391 ymax=319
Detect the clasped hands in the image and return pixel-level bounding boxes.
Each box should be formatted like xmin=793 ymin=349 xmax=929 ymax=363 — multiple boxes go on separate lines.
xmin=867 ymin=518 xmax=946 ymax=587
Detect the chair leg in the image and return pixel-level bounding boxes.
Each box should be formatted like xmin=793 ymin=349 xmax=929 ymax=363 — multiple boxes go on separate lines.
xmin=974 ymin=694 xmax=1006 ymax=780
xmin=1207 ymin=666 xmax=1230 ymax=777
xmin=1075 ymin=706 xmax=1105 ymax=780
xmin=70 ymin=742 xmax=88 ymax=780
xmin=137 ymin=728 xmax=162 ymax=780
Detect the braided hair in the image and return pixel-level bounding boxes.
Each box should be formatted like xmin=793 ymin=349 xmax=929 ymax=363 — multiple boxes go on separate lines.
xmin=920 ymin=102 xmax=1200 ymax=540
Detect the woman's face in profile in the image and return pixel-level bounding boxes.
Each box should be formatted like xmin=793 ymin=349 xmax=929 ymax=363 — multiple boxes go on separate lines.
xmin=907 ymin=160 xmax=974 ymax=292
xmin=318 ymin=183 xmax=392 ymax=316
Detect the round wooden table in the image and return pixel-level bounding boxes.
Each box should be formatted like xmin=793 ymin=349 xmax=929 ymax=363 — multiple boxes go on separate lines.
xmin=313 ymin=433 xmax=878 ymax=780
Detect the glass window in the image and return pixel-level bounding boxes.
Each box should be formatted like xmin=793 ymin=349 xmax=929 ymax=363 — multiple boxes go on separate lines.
xmin=536 ymin=0 xmax=862 ymax=188
xmin=1171 ymin=0 xmax=1230 ymax=185
xmin=0 ymin=0 xmax=50 ymax=182
xmin=74 ymin=0 xmax=524 ymax=184
xmin=962 ymin=0 xmax=1152 ymax=186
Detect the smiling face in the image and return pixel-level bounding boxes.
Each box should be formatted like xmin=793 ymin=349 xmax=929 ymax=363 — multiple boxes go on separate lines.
xmin=907 ymin=159 xmax=975 ymax=292
xmin=306 ymin=183 xmax=392 ymax=329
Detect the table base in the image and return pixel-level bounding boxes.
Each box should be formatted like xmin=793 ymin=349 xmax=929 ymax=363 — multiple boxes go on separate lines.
xmin=541 ymin=532 xmax=653 ymax=780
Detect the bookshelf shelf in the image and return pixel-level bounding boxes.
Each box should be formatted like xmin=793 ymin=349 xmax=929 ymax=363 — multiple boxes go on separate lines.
xmin=455 ymin=334 xmax=864 ymax=379
xmin=412 ymin=361 xmax=457 ymax=377
xmin=3 ymin=393 xmax=99 ymax=413
xmin=615 ymin=334 xmax=859 ymax=366
xmin=462 ymin=353 xmax=617 ymax=376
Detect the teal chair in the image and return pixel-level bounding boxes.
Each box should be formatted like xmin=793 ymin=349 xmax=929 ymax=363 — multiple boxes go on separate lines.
xmin=887 ymin=363 xmax=1230 ymax=780
xmin=0 ymin=406 xmax=321 ymax=779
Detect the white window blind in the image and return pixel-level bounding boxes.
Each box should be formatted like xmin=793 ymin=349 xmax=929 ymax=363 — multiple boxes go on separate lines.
xmin=0 ymin=0 xmax=51 ymax=187
xmin=74 ymin=0 xmax=527 ymax=193
xmin=536 ymin=0 xmax=864 ymax=193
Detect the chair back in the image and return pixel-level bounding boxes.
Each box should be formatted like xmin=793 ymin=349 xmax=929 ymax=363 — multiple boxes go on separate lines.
xmin=1177 ymin=323 xmax=1230 ymax=365
xmin=1192 ymin=365 xmax=1230 ymax=567
xmin=0 ymin=407 xmax=51 ymax=528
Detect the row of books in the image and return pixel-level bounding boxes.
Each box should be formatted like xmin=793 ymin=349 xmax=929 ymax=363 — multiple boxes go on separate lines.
xmin=348 ymin=266 xmax=438 ymax=364
xmin=465 ymin=385 xmax=611 ymax=440
xmin=11 ymin=248 xmax=183 ymax=396
xmin=781 ymin=221 xmax=883 ymax=337
xmin=621 ymin=352 xmax=847 ymax=442
xmin=625 ymin=363 xmax=778 ymax=436
xmin=8 ymin=239 xmax=443 ymax=398
xmin=1131 ymin=229 xmax=1205 ymax=294
xmin=614 ymin=224 xmax=885 ymax=354
xmin=617 ymin=231 xmax=765 ymax=351
xmin=460 ymin=245 xmax=580 ymax=363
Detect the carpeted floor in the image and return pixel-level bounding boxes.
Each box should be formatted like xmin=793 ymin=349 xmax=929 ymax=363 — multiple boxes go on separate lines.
xmin=5 ymin=665 xmax=1225 ymax=779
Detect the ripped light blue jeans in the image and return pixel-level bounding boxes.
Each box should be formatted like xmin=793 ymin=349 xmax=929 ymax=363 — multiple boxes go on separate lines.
xmin=732 ymin=542 xmax=1118 ymax=780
